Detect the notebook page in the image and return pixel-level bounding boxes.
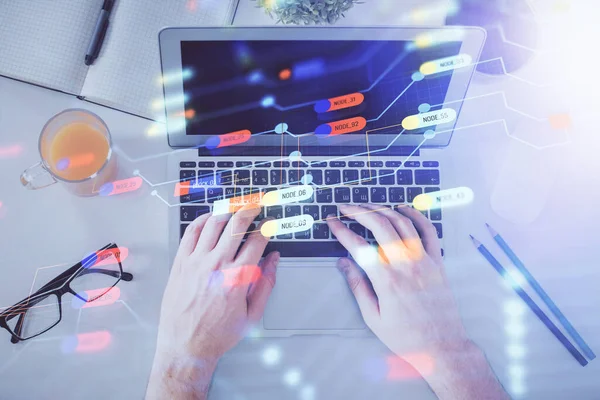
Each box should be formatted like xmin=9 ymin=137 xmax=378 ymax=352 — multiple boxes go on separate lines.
xmin=80 ymin=0 xmax=237 ymax=120
xmin=0 ymin=0 xmax=103 ymax=94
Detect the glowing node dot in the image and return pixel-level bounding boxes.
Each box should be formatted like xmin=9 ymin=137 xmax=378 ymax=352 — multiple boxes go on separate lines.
xmin=288 ymin=151 xmax=302 ymax=161
xmin=279 ymin=68 xmax=292 ymax=80
xmin=283 ymin=368 xmax=302 ymax=387
xmin=301 ymin=174 xmax=313 ymax=185
xmin=151 ymin=190 xmax=157 ymax=196
xmin=133 ymin=169 xmax=140 ymax=176
xmin=423 ymin=130 xmax=436 ymax=139
xmin=247 ymin=70 xmax=264 ymax=84
xmin=418 ymin=103 xmax=431 ymax=113
xmin=261 ymin=95 xmax=275 ymax=108
xmin=274 ymin=123 xmax=288 ymax=134
xmin=411 ymin=71 xmax=425 ymax=81
xmin=262 ymin=346 xmax=282 ymax=366
xmin=300 ymin=385 xmax=316 ymax=400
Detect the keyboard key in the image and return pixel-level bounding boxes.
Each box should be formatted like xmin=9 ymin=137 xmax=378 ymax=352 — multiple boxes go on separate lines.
xmin=325 ymin=170 xmax=341 ymax=185
xmin=343 ymin=170 xmax=359 ymax=184
xmin=303 ymin=205 xmax=320 ymax=221
xmin=206 ymin=188 xmax=224 ymax=203
xmin=273 ymin=161 xmax=290 ymax=168
xmin=425 ymin=187 xmax=441 ymax=194
xmin=197 ymin=170 xmax=216 ymax=186
xmin=312 ymin=223 xmax=330 ymax=239
xmin=225 ymin=187 xmax=241 ymax=198
xmin=217 ymin=161 xmax=234 ymax=168
xmin=255 ymin=161 xmax=272 ymax=168
xmin=404 ymin=161 xmax=420 ymax=167
xmin=236 ymin=161 xmax=252 ymax=167
xmin=243 ymin=187 xmax=261 ymax=197
xmin=349 ymin=223 xmax=366 ymax=238
xmin=352 ymin=187 xmax=369 ymax=203
xmin=216 ymin=170 xmax=233 ymax=186
xmin=385 ymin=161 xmax=402 ymax=168
xmin=316 ymin=188 xmax=333 ymax=203
xmin=361 ymin=170 xmax=377 ymax=185
xmin=415 ymin=170 xmax=440 ymax=185
xmin=234 ymin=170 xmax=251 ymax=185
xmin=180 ymin=170 xmax=195 ymax=182
xmin=378 ymin=170 xmax=395 ymax=185
xmin=433 ymin=223 xmax=443 ymax=238
xmin=244 ymin=223 xmax=257 ymax=240
xmin=266 ymin=206 xmax=283 ymax=220
xmin=306 ymin=170 xmax=323 ymax=185
xmin=310 ymin=161 xmax=327 ymax=168
xmin=285 ymin=206 xmax=301 ymax=218
xmin=198 ymin=161 xmax=215 ymax=168
xmin=180 ymin=187 xmax=205 ymax=203
xmin=366 ymin=229 xmax=375 ymax=239
xmin=321 ymin=205 xmax=338 ymax=220
xmin=419 ymin=209 xmax=429 ymax=219
xmin=180 ymin=161 xmax=196 ymax=168
xmin=389 ymin=188 xmax=405 ymax=203
xmin=335 ymin=187 xmax=351 ymax=203
xmin=270 ymin=170 xmax=286 ymax=185
xmin=180 ymin=224 xmax=189 ymax=239
xmin=277 ymin=233 xmax=293 ymax=240
xmin=289 ymin=170 xmax=305 ymax=185
xmin=367 ymin=161 xmax=383 ymax=168
xmin=262 ymin=242 xmax=348 ymax=258
xmin=294 ymin=229 xmax=311 ymax=239
xmin=252 ymin=170 xmax=269 ymax=186
xmin=180 ymin=206 xmax=210 ymax=221
xmin=292 ymin=161 xmax=308 ymax=168
xmin=396 ymin=170 xmax=413 ymax=185
xmin=430 ymin=208 xmax=442 ymax=221
xmin=423 ymin=161 xmax=439 ymax=168
xmin=407 ymin=187 xmax=423 ymax=203
xmin=348 ymin=161 xmax=365 ymax=167
xmin=370 ymin=187 xmax=387 ymax=203
xmin=329 ymin=161 xmax=346 ymax=167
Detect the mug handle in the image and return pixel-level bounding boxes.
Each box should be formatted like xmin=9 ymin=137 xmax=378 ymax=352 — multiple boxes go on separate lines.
xmin=20 ymin=161 xmax=57 ymax=190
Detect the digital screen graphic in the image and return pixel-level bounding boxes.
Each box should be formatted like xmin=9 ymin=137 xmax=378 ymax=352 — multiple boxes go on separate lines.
xmin=180 ymin=40 xmax=463 ymax=153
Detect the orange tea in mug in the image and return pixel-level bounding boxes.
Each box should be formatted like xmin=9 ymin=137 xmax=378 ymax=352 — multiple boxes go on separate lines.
xmin=21 ymin=109 xmax=118 ymax=196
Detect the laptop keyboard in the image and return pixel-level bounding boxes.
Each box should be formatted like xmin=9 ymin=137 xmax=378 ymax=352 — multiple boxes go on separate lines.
xmin=179 ymin=159 xmax=443 ymax=258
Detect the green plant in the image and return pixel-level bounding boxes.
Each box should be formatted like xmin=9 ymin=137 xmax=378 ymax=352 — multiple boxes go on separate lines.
xmin=254 ymin=0 xmax=364 ymax=25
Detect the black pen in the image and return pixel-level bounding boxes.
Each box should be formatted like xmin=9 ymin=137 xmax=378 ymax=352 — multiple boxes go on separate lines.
xmin=85 ymin=0 xmax=114 ymax=66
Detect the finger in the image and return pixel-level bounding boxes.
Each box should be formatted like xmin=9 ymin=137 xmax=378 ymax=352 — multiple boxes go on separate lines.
xmin=326 ymin=215 xmax=383 ymax=289
xmin=396 ymin=205 xmax=442 ymax=263
xmin=194 ymin=212 xmax=232 ymax=254
xmin=338 ymin=204 xmax=408 ymax=264
xmin=361 ymin=204 xmax=424 ymax=255
xmin=236 ymin=217 xmax=272 ymax=266
xmin=337 ymin=257 xmax=380 ymax=328
xmin=177 ymin=213 xmax=211 ymax=259
xmin=213 ymin=204 xmax=261 ymax=261
xmin=247 ymin=251 xmax=280 ymax=322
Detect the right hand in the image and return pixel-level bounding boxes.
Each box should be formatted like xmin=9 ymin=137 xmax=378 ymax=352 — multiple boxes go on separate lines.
xmin=327 ymin=204 xmax=469 ymax=365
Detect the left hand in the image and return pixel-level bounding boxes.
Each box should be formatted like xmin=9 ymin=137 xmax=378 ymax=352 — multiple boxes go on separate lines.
xmin=154 ymin=204 xmax=279 ymax=361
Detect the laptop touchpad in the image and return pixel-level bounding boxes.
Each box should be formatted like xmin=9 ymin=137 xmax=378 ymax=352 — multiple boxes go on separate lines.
xmin=263 ymin=267 xmax=366 ymax=330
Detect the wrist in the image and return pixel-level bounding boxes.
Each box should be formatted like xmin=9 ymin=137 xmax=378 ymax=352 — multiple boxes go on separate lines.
xmin=146 ymin=351 xmax=219 ymax=400
xmin=417 ymin=339 xmax=509 ymax=400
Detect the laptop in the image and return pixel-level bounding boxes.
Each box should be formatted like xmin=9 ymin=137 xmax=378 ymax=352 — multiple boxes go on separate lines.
xmin=160 ymin=27 xmax=485 ymax=336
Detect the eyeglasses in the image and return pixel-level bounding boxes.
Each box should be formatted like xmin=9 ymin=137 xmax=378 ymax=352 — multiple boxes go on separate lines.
xmin=0 ymin=243 xmax=133 ymax=344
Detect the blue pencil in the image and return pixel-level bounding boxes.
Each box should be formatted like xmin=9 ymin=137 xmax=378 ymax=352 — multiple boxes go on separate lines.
xmin=470 ymin=235 xmax=588 ymax=367
xmin=486 ymin=223 xmax=595 ymax=361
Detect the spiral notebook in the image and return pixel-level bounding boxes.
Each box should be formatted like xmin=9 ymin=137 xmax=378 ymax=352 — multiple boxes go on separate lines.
xmin=0 ymin=0 xmax=238 ymax=120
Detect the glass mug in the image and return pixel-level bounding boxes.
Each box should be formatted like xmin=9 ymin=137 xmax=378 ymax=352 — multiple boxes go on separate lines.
xmin=21 ymin=109 xmax=118 ymax=196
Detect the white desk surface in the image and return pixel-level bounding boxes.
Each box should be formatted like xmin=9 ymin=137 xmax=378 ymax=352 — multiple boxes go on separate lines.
xmin=1 ymin=4 xmax=600 ymax=399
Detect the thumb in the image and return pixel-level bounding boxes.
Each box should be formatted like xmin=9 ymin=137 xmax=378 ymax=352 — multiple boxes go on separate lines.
xmin=247 ymin=251 xmax=280 ymax=322
xmin=337 ymin=257 xmax=380 ymax=326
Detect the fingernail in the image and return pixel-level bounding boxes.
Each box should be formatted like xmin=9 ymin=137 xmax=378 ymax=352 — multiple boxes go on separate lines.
xmin=336 ymin=258 xmax=349 ymax=273
xmin=326 ymin=213 xmax=337 ymax=219
xmin=272 ymin=251 xmax=281 ymax=265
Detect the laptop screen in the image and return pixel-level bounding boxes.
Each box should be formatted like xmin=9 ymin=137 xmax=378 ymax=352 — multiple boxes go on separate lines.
xmin=180 ymin=40 xmax=464 ymax=156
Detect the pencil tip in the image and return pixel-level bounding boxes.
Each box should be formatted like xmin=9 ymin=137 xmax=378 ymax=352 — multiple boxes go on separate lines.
xmin=484 ymin=222 xmax=490 ymax=228
xmin=469 ymin=234 xmax=475 ymax=241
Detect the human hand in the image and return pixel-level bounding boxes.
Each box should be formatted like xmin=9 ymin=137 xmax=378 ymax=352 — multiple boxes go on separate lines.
xmin=147 ymin=205 xmax=279 ymax=399
xmin=327 ymin=204 xmax=508 ymax=399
